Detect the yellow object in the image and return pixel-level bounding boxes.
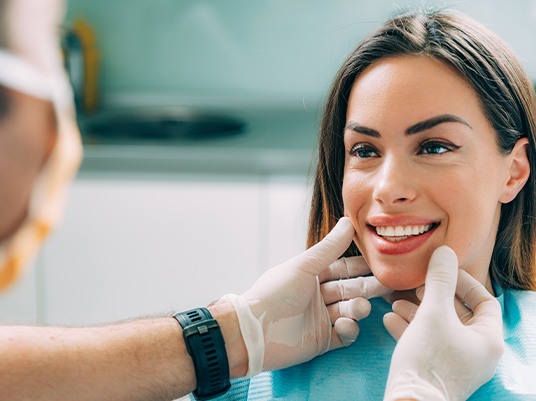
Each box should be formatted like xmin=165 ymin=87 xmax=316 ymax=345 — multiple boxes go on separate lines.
xmin=72 ymin=18 xmax=100 ymax=112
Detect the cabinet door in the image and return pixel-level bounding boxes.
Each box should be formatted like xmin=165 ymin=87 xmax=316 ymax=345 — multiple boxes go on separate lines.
xmin=40 ymin=175 xmax=262 ymax=326
xmin=262 ymin=176 xmax=311 ymax=269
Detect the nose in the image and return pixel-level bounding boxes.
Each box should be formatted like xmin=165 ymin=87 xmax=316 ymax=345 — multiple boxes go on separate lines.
xmin=372 ymin=155 xmax=418 ymax=206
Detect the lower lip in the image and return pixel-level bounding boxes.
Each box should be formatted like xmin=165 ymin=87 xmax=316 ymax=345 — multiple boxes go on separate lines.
xmin=368 ymin=225 xmax=438 ymax=255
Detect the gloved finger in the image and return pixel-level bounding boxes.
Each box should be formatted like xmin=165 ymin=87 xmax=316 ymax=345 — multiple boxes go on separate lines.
xmin=321 ymin=275 xmax=391 ymax=304
xmin=383 ymin=312 xmax=408 ymax=341
xmin=327 ymin=297 xmax=371 ymax=324
xmin=456 ymin=269 xmax=503 ymax=331
xmin=456 ymin=269 xmax=495 ymax=311
xmin=454 ymin=295 xmax=473 ymax=324
xmin=295 ymin=217 xmax=355 ymax=276
xmin=415 ymin=284 xmax=425 ymax=302
xmin=329 ymin=318 xmax=360 ymax=349
xmin=421 ymin=245 xmax=458 ymax=305
xmin=391 ymin=299 xmax=418 ymax=323
xmin=418 ymin=283 xmax=473 ymax=323
xmin=318 ymin=256 xmax=371 ymax=283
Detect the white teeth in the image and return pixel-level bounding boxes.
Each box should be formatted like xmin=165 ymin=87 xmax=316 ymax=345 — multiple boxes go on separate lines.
xmin=375 ymin=224 xmax=434 ymax=240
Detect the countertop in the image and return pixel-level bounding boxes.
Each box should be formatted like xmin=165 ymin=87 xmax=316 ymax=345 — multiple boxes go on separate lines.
xmin=77 ymin=107 xmax=321 ymax=176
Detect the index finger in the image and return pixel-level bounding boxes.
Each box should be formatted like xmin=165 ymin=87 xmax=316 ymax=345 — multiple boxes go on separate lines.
xmin=318 ymin=256 xmax=371 ymax=283
xmin=321 ymin=275 xmax=391 ymax=304
xmin=456 ymin=269 xmax=496 ymax=309
xmin=456 ymin=269 xmax=503 ymax=330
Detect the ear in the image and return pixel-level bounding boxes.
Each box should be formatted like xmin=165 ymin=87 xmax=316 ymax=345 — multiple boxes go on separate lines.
xmin=500 ymin=137 xmax=531 ymax=203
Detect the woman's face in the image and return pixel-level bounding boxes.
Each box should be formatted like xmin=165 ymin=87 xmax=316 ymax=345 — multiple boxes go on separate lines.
xmin=342 ymin=55 xmax=520 ymax=291
xmin=0 ymin=88 xmax=56 ymax=241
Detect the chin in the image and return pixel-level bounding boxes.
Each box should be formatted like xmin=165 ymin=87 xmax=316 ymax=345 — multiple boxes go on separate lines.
xmin=370 ymin=265 xmax=426 ymax=291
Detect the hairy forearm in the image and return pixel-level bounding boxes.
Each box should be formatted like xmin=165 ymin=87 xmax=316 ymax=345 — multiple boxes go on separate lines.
xmin=0 ymin=318 xmax=191 ymax=401
xmin=0 ymin=302 xmax=246 ymax=401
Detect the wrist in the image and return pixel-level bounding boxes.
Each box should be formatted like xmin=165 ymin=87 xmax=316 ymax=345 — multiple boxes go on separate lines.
xmin=385 ymin=371 xmax=447 ymax=401
xmin=208 ymin=301 xmax=248 ymax=379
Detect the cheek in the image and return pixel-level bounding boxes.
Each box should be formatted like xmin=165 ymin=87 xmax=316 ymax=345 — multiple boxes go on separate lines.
xmin=441 ymin=193 xmax=501 ymax=275
xmin=342 ymin=172 xmax=372 ymax=259
xmin=342 ymin=171 xmax=369 ymax=215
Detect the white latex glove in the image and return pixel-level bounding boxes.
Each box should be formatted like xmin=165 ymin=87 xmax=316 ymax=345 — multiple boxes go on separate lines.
xmin=219 ymin=217 xmax=386 ymax=377
xmin=383 ymin=246 xmax=504 ymax=401
xmin=319 ymin=253 xmax=391 ymax=342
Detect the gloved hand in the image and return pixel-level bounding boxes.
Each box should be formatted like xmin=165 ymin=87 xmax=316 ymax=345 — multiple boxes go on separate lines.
xmin=319 ymin=251 xmax=391 ymax=343
xmin=219 ymin=217 xmax=387 ymax=377
xmin=383 ymin=246 xmax=504 ymax=401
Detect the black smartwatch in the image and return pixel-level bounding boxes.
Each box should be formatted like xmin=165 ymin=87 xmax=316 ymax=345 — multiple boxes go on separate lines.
xmin=174 ymin=308 xmax=231 ymax=400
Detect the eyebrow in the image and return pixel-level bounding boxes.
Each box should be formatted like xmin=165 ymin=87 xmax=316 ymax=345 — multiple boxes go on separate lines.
xmin=344 ymin=114 xmax=473 ymax=137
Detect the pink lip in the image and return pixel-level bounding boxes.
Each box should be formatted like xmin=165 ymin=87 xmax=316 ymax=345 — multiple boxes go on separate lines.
xmin=366 ymin=215 xmax=440 ymax=256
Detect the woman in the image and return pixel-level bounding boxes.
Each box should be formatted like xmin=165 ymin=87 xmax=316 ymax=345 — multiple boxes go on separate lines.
xmin=217 ymin=8 xmax=536 ymax=401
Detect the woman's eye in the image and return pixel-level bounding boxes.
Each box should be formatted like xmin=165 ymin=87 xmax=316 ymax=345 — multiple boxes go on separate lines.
xmin=350 ymin=144 xmax=379 ymax=158
xmin=419 ymin=141 xmax=457 ymax=155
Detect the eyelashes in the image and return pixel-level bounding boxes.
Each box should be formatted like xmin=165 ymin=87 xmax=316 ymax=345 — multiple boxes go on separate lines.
xmin=419 ymin=140 xmax=461 ymax=155
xmin=348 ymin=140 xmax=461 ymax=158
xmin=349 ymin=143 xmax=379 ymax=158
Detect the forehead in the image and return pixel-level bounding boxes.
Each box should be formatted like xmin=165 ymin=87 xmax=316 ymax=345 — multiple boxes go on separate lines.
xmin=346 ymin=55 xmax=485 ymax=128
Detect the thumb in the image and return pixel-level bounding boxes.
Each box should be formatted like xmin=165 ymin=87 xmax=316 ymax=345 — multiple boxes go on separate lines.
xmin=422 ymin=246 xmax=459 ymax=304
xmin=296 ymin=217 xmax=355 ymax=275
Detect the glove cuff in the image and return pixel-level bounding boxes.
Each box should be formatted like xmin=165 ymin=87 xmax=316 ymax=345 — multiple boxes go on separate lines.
xmin=384 ymin=371 xmax=448 ymax=401
xmin=220 ymin=294 xmax=264 ymax=377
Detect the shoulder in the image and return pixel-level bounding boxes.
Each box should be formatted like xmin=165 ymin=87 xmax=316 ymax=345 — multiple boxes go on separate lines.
xmin=499 ymin=287 xmax=536 ymax=342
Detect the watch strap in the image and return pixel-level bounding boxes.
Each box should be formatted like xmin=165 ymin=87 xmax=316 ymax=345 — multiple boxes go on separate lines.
xmin=174 ymin=308 xmax=231 ymax=400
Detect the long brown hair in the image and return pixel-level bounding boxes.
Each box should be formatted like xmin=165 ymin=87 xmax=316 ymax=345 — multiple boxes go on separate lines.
xmin=308 ymin=9 xmax=536 ymax=290
xmin=0 ymin=0 xmax=12 ymax=118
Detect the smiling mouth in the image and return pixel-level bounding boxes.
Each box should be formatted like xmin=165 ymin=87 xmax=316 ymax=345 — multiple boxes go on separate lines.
xmin=373 ymin=223 xmax=439 ymax=242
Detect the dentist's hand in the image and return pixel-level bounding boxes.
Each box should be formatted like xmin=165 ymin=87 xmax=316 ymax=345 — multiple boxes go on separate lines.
xmin=319 ymin=252 xmax=391 ymax=343
xmin=218 ymin=217 xmax=383 ymax=377
xmin=383 ymin=246 xmax=504 ymax=401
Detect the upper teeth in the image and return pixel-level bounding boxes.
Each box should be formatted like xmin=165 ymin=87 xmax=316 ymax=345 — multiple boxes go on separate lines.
xmin=376 ymin=224 xmax=433 ymax=237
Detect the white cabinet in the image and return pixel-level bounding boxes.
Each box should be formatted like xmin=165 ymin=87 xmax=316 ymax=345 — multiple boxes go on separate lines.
xmin=38 ymin=172 xmax=310 ymax=326
xmin=261 ymin=175 xmax=311 ymax=268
